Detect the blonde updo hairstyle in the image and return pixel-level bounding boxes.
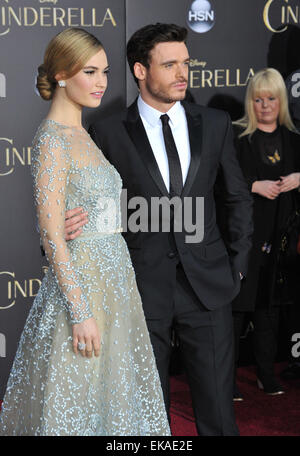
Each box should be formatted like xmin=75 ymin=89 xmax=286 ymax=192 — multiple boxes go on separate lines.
xmin=36 ymin=27 xmax=103 ymax=101
xmin=234 ymin=68 xmax=297 ymax=137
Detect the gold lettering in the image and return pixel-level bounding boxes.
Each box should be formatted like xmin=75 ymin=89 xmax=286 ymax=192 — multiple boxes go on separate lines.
xmin=68 ymin=8 xmax=79 ymax=27
xmin=8 ymin=6 xmax=22 ymax=26
xmin=0 ymin=8 xmax=9 ymax=35
xmin=202 ymin=70 xmax=213 ymax=88
xmin=287 ymin=6 xmax=298 ymax=24
xmin=0 ymin=6 xmax=117 ymax=33
xmin=14 ymin=280 xmax=27 ymax=298
xmin=189 ymin=67 xmax=255 ymax=89
xmin=12 ymin=147 xmax=25 ymax=166
xmin=29 ymin=279 xmax=41 ymax=297
xmin=282 ymin=5 xmax=285 ymax=23
xmin=0 ymin=272 xmax=15 ymax=310
xmin=53 ymin=7 xmax=65 ymax=26
xmin=0 ymin=273 xmax=43 ymax=310
xmin=1 ymin=6 xmax=5 ymax=26
xmin=40 ymin=7 xmax=52 ymax=27
xmin=24 ymin=7 xmax=38 ymax=27
xmin=101 ymin=8 xmax=117 ymax=27
xmin=8 ymin=281 xmax=12 ymax=300
xmin=225 ymin=69 xmax=235 ymax=87
xmin=0 ymin=138 xmax=13 ymax=176
xmin=80 ymin=8 xmax=91 ymax=27
xmin=245 ymin=68 xmax=255 ymax=85
xmin=27 ymin=147 xmax=32 ymax=165
xmin=215 ymin=69 xmax=224 ymax=87
xmin=236 ymin=69 xmax=241 ymax=86
xmin=263 ymin=0 xmax=287 ymax=33
xmin=189 ymin=70 xmax=200 ymax=89
xmin=92 ymin=8 xmax=102 ymax=27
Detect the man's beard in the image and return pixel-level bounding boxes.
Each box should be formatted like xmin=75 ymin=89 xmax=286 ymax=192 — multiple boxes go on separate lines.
xmin=146 ymin=80 xmax=187 ymax=104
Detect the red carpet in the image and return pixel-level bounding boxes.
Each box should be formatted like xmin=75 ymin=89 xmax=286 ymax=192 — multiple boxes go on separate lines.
xmin=170 ymin=363 xmax=300 ymax=436
xmin=1 ymin=363 xmax=299 ymax=436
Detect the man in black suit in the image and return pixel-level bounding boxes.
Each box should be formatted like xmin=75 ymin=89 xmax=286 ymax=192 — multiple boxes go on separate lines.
xmin=65 ymin=23 xmax=253 ymax=435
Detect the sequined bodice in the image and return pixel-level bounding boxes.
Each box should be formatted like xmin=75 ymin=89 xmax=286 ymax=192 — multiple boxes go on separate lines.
xmin=35 ymin=119 xmax=122 ymax=235
xmin=31 ymin=119 xmax=123 ymax=324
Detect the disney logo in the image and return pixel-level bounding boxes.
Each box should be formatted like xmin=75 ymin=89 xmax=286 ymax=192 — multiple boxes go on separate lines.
xmin=189 ymin=59 xmax=207 ymax=68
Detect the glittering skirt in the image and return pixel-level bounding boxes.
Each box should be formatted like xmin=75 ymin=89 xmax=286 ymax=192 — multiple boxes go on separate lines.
xmin=0 ymin=233 xmax=170 ymax=436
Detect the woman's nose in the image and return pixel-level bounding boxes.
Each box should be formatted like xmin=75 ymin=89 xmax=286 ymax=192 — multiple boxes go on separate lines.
xmin=262 ymin=99 xmax=268 ymax=108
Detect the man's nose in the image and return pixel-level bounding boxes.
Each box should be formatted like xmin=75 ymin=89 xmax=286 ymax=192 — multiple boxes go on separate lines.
xmin=176 ymin=64 xmax=186 ymax=79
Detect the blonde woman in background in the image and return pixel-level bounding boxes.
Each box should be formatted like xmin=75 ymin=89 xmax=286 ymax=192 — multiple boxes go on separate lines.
xmin=232 ymin=68 xmax=300 ymax=400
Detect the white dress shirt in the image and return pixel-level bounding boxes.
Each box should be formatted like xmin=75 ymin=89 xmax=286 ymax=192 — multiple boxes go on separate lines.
xmin=137 ymin=96 xmax=191 ymax=193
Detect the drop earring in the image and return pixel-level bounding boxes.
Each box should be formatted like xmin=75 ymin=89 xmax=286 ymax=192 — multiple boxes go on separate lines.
xmin=58 ymin=80 xmax=66 ymax=88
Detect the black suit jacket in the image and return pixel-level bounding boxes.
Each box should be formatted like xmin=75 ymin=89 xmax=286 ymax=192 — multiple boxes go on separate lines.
xmin=89 ymin=100 xmax=253 ymax=318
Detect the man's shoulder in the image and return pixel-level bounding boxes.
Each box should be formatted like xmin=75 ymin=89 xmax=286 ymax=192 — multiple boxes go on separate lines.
xmin=182 ymin=101 xmax=230 ymax=122
xmin=89 ymin=107 xmax=128 ymax=132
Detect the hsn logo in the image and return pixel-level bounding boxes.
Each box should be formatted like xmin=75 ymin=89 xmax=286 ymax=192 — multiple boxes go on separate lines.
xmin=187 ymin=0 xmax=215 ymax=34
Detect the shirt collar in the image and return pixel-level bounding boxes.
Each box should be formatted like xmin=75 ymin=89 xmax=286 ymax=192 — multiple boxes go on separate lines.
xmin=137 ymin=95 xmax=183 ymax=128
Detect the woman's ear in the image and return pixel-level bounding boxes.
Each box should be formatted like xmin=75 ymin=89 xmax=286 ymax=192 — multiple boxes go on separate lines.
xmin=54 ymin=71 xmax=67 ymax=82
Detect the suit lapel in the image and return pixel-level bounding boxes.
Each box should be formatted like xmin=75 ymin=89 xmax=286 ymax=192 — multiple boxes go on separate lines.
xmin=123 ymin=101 xmax=169 ymax=197
xmin=123 ymin=99 xmax=203 ymax=198
xmin=181 ymin=105 xmax=203 ymax=197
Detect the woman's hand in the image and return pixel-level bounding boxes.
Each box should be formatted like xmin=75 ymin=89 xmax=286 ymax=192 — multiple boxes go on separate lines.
xmin=72 ymin=317 xmax=101 ymax=358
xmin=251 ymin=180 xmax=281 ymax=200
xmin=65 ymin=207 xmax=88 ymax=241
xmin=279 ymin=173 xmax=300 ymax=193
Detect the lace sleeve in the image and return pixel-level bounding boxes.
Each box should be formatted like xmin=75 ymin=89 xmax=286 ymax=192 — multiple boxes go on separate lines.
xmin=31 ymin=131 xmax=93 ymax=325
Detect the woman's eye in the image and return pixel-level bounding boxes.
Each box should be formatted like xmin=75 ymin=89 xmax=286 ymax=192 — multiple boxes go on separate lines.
xmin=84 ymin=71 xmax=95 ymax=75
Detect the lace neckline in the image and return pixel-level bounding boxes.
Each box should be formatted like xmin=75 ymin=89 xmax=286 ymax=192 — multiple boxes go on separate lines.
xmin=44 ymin=119 xmax=86 ymax=131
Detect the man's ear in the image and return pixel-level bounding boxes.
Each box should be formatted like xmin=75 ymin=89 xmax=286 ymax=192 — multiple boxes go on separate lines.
xmin=133 ymin=62 xmax=147 ymax=82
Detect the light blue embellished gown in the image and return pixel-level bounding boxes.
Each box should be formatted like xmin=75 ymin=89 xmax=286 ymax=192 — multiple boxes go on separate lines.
xmin=0 ymin=120 xmax=170 ymax=436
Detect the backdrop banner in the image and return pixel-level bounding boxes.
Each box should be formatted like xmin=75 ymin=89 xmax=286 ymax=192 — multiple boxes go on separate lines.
xmin=1 ymin=0 xmax=299 ymax=399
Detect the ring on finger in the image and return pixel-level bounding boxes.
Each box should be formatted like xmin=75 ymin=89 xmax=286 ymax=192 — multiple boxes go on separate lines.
xmin=78 ymin=342 xmax=86 ymax=351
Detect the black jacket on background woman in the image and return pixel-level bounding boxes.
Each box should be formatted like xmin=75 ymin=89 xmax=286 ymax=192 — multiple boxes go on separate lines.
xmin=232 ymin=125 xmax=300 ymax=312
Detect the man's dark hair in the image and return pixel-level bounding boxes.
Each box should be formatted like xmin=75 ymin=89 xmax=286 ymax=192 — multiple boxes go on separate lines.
xmin=127 ymin=23 xmax=188 ymax=85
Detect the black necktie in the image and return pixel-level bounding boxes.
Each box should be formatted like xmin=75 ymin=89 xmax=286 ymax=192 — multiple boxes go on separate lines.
xmin=160 ymin=114 xmax=183 ymax=197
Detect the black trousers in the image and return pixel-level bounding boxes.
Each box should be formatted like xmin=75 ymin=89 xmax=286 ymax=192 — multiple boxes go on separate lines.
xmin=145 ymin=263 xmax=239 ymax=436
xmin=233 ymin=307 xmax=280 ymax=379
